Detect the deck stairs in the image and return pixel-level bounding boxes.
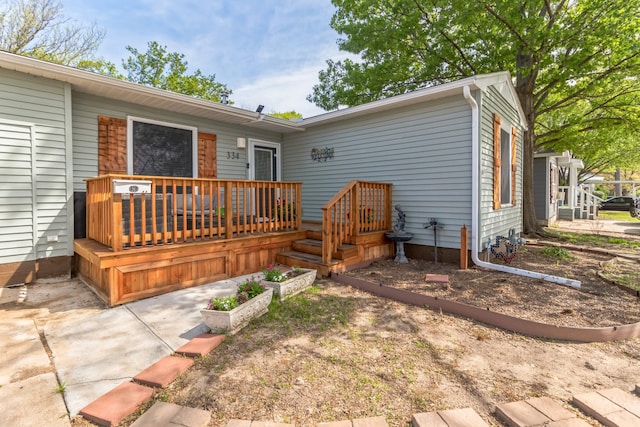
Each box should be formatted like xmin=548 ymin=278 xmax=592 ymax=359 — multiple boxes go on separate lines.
xmin=276 ymin=223 xmax=391 ymax=276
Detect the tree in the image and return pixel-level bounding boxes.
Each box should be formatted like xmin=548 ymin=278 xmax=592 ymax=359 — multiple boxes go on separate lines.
xmin=122 ymin=41 xmax=231 ymax=102
xmin=309 ymin=0 xmax=640 ymax=234
xmin=0 ymin=0 xmax=105 ymax=65
xmin=269 ymin=111 xmax=303 ymax=120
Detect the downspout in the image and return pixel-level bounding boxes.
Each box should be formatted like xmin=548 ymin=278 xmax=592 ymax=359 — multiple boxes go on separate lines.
xmin=463 ymin=86 xmax=580 ymax=288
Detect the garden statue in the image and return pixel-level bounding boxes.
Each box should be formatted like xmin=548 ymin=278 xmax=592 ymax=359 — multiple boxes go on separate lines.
xmin=393 ymin=204 xmax=406 ymax=232
xmin=385 ymin=204 xmax=413 ymax=263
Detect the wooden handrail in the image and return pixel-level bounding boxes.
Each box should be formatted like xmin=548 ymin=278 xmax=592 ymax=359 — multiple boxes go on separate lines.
xmin=321 ymin=180 xmax=392 ymax=264
xmin=86 ymin=174 xmax=302 ymax=251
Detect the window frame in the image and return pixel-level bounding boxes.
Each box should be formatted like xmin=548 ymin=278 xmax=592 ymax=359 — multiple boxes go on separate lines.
xmin=500 ymin=123 xmax=513 ymax=206
xmin=493 ymin=113 xmax=517 ymax=210
xmin=126 ymin=116 xmax=199 ymax=178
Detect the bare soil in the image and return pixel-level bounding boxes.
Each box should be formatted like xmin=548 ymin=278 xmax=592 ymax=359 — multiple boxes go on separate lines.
xmin=117 ymin=234 xmax=640 ymax=427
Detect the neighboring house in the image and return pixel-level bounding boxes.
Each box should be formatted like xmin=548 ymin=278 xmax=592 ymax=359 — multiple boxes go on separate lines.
xmin=0 ymin=51 xmax=526 ymax=304
xmin=533 ymin=151 xmax=568 ymax=226
xmin=535 ymin=151 xmax=596 ymax=225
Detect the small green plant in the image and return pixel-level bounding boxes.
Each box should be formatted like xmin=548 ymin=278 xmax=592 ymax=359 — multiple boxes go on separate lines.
xmin=262 ymin=264 xmax=287 ymax=282
xmin=205 ymin=277 xmax=266 ymax=311
xmin=54 ymin=381 xmax=67 ymax=394
xmin=237 ymin=276 xmax=267 ymax=298
xmin=205 ymin=295 xmax=238 ymax=311
xmin=542 ymin=246 xmax=573 ymax=260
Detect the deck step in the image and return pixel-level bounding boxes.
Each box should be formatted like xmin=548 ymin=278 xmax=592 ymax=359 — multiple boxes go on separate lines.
xmin=292 ymin=239 xmax=358 ymax=260
xmin=276 ymin=251 xmax=337 ymax=277
xmin=306 ymin=229 xmax=323 ymax=241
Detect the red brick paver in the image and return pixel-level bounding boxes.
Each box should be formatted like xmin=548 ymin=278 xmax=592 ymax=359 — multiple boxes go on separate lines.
xmin=424 ymin=274 xmax=449 ymax=283
xmin=175 ymin=333 xmax=225 ymax=357
xmin=79 ymin=382 xmax=154 ymax=426
xmin=133 ymin=355 xmax=194 ymax=388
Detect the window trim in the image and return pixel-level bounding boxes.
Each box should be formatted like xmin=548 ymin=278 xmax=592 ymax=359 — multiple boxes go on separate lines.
xmin=126 ymin=116 xmax=199 ymax=177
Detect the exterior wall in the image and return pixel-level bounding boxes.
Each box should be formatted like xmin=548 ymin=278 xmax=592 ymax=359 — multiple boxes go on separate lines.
xmin=533 ymin=156 xmax=559 ymax=226
xmin=71 ymin=92 xmax=282 ymax=192
xmin=0 ymin=69 xmax=73 ymax=280
xmin=533 ymin=157 xmax=549 ymax=223
xmin=284 ymin=96 xmax=474 ymax=250
xmin=478 ymin=86 xmax=524 ymax=249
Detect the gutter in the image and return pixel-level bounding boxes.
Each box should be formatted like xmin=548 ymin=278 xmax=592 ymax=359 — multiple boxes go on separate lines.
xmin=462 ymin=86 xmax=581 ymax=288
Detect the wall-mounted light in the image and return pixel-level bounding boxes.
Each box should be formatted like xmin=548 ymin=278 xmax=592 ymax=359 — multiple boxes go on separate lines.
xmin=236 ymin=137 xmax=246 ymax=149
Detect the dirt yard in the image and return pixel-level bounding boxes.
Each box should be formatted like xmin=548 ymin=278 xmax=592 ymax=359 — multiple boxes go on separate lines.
xmin=120 ymin=232 xmax=640 ymax=427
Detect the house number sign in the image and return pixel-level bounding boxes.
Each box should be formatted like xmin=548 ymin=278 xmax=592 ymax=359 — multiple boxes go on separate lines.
xmin=226 ymin=151 xmax=241 ymax=160
xmin=311 ymin=147 xmax=334 ymax=162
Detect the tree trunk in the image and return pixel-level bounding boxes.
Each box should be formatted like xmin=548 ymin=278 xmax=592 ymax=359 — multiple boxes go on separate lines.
xmin=515 ymin=53 xmax=544 ymax=236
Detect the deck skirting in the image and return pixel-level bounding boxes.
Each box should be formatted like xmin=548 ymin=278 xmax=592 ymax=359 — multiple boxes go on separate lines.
xmin=74 ymin=231 xmax=306 ymax=306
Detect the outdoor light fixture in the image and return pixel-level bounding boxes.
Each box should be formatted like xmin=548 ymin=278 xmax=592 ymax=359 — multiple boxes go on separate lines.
xmin=236 ymin=137 xmax=246 ymax=149
xmin=256 ymin=105 xmax=264 ymax=113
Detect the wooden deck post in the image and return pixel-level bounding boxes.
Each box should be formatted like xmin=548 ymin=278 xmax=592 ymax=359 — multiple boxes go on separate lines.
xmin=224 ymin=181 xmax=233 ymax=239
xmin=460 ymin=225 xmax=468 ymax=269
xmin=112 ymin=192 xmax=123 ymax=251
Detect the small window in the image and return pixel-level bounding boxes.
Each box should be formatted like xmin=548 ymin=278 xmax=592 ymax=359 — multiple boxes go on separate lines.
xmin=500 ymin=127 xmax=512 ymax=205
xmin=127 ymin=116 xmax=198 ymax=177
xmin=493 ymin=113 xmax=517 ymax=209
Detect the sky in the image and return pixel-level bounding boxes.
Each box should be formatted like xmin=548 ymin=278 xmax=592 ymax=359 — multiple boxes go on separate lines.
xmin=61 ymin=0 xmax=349 ymax=118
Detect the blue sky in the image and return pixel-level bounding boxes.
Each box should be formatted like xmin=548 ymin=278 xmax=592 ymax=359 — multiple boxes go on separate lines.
xmin=61 ymin=0 xmax=348 ymax=117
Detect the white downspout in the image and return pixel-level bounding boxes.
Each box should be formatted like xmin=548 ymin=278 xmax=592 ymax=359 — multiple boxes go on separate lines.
xmin=463 ymin=86 xmax=580 ymax=288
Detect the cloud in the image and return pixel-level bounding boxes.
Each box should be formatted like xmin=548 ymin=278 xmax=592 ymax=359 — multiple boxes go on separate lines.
xmin=232 ymin=64 xmax=327 ymax=118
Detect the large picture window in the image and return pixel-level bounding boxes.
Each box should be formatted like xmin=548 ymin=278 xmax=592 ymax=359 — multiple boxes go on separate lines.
xmin=127 ymin=116 xmax=198 ymax=177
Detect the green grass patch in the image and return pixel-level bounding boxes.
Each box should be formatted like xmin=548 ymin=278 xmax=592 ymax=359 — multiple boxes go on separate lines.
xmin=542 ymin=246 xmax=573 ymax=260
xmin=548 ymin=230 xmax=640 ymax=249
xmin=262 ymin=285 xmax=353 ymax=333
xmin=597 ymin=211 xmax=639 ymax=222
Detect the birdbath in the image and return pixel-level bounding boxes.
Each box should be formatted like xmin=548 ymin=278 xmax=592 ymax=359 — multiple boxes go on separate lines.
xmin=385 ymin=204 xmax=413 ymax=263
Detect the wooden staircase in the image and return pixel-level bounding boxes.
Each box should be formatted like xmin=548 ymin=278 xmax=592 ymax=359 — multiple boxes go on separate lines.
xmin=277 ymin=181 xmax=394 ymax=276
xmin=277 ymin=223 xmax=392 ymax=276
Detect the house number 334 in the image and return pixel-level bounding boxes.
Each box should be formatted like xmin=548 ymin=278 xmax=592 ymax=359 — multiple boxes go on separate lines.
xmin=226 ymin=151 xmax=240 ymax=160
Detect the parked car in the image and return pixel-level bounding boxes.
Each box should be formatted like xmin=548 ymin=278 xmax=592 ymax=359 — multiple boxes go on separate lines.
xmin=599 ymin=196 xmax=635 ymax=211
xmin=631 ymin=198 xmax=640 ymax=218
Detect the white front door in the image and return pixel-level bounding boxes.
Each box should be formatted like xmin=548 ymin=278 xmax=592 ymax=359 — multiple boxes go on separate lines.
xmin=248 ymin=139 xmax=281 ymax=181
xmin=248 ymin=139 xmax=281 ymax=218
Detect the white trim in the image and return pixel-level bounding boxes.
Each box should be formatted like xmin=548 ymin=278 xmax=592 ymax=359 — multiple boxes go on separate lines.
xmin=247 ymin=138 xmax=281 ymax=181
xmin=126 ymin=116 xmax=198 ymax=177
xmin=64 ymin=83 xmax=74 ymax=256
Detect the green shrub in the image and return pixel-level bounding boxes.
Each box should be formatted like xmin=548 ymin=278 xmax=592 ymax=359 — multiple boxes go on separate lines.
xmin=542 ymin=246 xmax=573 ymax=260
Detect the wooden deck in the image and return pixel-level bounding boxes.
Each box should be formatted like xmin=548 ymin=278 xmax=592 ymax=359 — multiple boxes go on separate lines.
xmin=76 ymin=177 xmax=394 ymax=306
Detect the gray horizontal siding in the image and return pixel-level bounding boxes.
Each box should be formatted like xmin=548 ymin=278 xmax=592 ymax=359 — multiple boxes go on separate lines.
xmin=478 ymin=86 xmax=524 ymax=249
xmin=0 ymin=68 xmax=72 ymax=262
xmin=285 ymin=96 xmax=473 ymax=249
xmin=71 ymin=92 xmax=282 ymax=192
xmin=0 ymin=120 xmax=35 ymax=263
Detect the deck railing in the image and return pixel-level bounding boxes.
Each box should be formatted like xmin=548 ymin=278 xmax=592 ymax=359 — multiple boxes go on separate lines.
xmin=321 ymin=180 xmax=392 ymax=264
xmin=86 ymin=174 xmax=302 ymax=251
